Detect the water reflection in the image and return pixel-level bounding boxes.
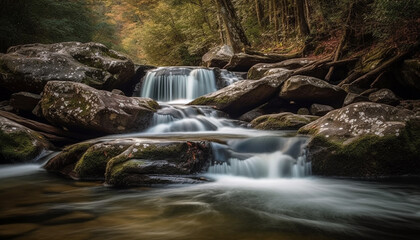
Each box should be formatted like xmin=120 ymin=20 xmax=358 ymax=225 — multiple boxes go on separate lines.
xmin=1 ymin=169 xmax=419 ymax=240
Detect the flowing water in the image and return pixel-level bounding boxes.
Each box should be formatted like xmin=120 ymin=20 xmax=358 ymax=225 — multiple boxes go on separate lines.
xmin=1 ymin=67 xmax=420 ymax=240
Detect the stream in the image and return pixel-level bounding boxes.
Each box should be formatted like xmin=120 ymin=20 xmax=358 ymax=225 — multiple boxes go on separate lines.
xmin=1 ymin=67 xmax=420 ymax=240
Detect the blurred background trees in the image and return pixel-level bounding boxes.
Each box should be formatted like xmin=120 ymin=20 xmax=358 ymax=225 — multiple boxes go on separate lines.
xmin=1 ymin=0 xmax=419 ymax=65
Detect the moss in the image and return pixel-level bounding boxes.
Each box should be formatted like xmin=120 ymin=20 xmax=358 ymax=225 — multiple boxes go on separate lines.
xmin=74 ymin=144 xmax=129 ymax=180
xmin=190 ymin=95 xmax=232 ymax=106
xmin=309 ymin=123 xmax=420 ymax=177
xmin=43 ymin=142 xmax=92 ymax=172
xmin=252 ymin=114 xmax=316 ymax=130
xmin=0 ymin=130 xmax=39 ymax=163
xmin=358 ymin=46 xmax=396 ymax=73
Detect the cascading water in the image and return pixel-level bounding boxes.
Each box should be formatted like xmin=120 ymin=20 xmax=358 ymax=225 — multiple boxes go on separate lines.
xmin=140 ymin=67 xmax=217 ymax=102
xmin=139 ymin=67 xmax=241 ymax=103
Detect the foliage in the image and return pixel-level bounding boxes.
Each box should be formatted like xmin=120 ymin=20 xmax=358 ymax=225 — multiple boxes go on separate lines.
xmin=1 ymin=0 xmax=418 ymax=65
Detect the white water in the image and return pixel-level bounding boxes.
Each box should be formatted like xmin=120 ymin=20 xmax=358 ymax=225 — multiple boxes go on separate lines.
xmin=140 ymin=67 xmax=217 ymax=102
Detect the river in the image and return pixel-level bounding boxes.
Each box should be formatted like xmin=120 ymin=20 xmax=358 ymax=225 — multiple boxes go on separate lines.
xmin=1 ymin=67 xmax=419 ymax=240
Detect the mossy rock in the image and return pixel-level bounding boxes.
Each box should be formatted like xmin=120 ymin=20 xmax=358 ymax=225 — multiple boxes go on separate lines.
xmin=299 ymin=102 xmax=420 ymax=177
xmin=74 ymin=143 xmax=129 ymax=180
xmin=106 ymin=141 xmax=212 ymax=187
xmin=251 ymin=112 xmax=318 ymax=130
xmin=307 ymin=120 xmax=420 ymax=177
xmin=189 ymin=75 xmax=287 ymax=117
xmin=0 ymin=116 xmax=50 ymax=163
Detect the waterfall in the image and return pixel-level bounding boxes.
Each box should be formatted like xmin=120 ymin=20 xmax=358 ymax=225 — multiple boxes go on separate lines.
xmin=140 ymin=67 xmax=217 ymax=102
xmin=208 ymin=137 xmax=310 ymax=179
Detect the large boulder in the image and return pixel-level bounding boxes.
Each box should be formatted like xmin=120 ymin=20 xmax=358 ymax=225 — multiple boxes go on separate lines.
xmin=279 ymin=75 xmax=347 ymax=108
xmin=248 ymin=58 xmax=314 ymax=79
xmin=202 ymin=45 xmax=234 ymax=68
xmin=44 ymin=139 xmax=212 ymax=186
xmin=251 ymin=112 xmax=318 ymax=130
xmin=105 ymin=140 xmax=212 ymax=187
xmin=39 ymin=81 xmax=158 ymax=134
xmin=299 ymin=102 xmax=420 ymax=177
xmin=0 ymin=42 xmax=135 ymax=98
xmin=0 ymin=116 xmax=50 ymax=163
xmin=189 ymin=72 xmax=290 ymax=117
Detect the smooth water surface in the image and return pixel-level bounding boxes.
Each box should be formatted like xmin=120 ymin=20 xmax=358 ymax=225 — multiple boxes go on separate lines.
xmin=1 ymin=168 xmax=420 ymax=240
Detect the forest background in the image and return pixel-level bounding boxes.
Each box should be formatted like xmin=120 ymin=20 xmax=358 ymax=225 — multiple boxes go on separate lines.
xmin=1 ymin=0 xmax=419 ymax=66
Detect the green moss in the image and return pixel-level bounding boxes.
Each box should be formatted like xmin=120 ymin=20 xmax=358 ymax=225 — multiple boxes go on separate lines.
xmin=252 ymin=114 xmax=316 ymax=130
xmin=0 ymin=130 xmax=39 ymax=163
xmin=44 ymin=142 xmax=92 ymax=172
xmin=309 ymin=123 xmax=420 ymax=177
xmin=190 ymin=95 xmax=232 ymax=106
xmin=74 ymin=144 xmax=128 ymax=180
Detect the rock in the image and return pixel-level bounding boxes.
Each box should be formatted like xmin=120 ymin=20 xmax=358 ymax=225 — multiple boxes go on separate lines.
xmin=251 ymin=112 xmax=318 ymax=130
xmin=297 ymin=108 xmax=310 ymax=115
xmin=105 ymin=140 xmax=212 ymax=187
xmin=10 ymin=92 xmax=41 ymax=112
xmin=368 ymin=88 xmax=400 ymax=106
xmin=44 ymin=139 xmax=212 ymax=186
xmin=189 ymin=72 xmax=290 ymax=117
xmin=111 ymin=89 xmax=125 ymax=96
xmin=202 ymin=45 xmax=234 ymax=68
xmin=238 ymin=108 xmax=265 ymax=122
xmin=343 ymin=93 xmax=369 ymax=106
xmin=299 ymin=102 xmax=420 ymax=177
xmin=0 ymin=101 xmax=13 ymax=112
xmin=131 ymin=65 xmax=156 ymax=97
xmin=39 ymin=81 xmax=158 ymax=134
xmin=224 ymin=53 xmax=291 ymax=72
xmin=0 ymin=42 xmax=135 ymax=97
xmin=279 ymin=75 xmax=347 ymax=108
xmin=247 ymin=58 xmax=314 ymax=79
xmin=399 ymin=100 xmax=420 ymax=116
xmin=0 ymin=116 xmax=50 ymax=163
xmin=310 ymin=104 xmax=334 ymax=116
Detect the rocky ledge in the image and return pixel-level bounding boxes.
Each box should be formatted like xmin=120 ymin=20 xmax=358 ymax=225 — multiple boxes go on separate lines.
xmin=299 ymin=102 xmax=420 ymax=177
xmin=44 ymin=139 xmax=212 ymax=187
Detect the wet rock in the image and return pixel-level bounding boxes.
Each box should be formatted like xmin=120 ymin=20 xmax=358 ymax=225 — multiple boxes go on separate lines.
xmin=189 ymin=72 xmax=289 ymax=117
xmin=39 ymin=81 xmax=158 ymax=134
xmin=10 ymin=92 xmax=41 ymax=112
xmin=111 ymin=89 xmax=125 ymax=96
xmin=343 ymin=93 xmax=369 ymax=106
xmin=106 ymin=140 xmax=211 ymax=187
xmin=238 ymin=108 xmax=265 ymax=122
xmin=279 ymin=75 xmax=347 ymax=108
xmin=368 ymin=88 xmax=400 ymax=106
xmin=310 ymin=104 xmax=334 ymax=116
xmin=297 ymin=108 xmax=310 ymax=115
xmin=0 ymin=42 xmax=135 ymax=97
xmin=398 ymin=100 xmax=420 ymax=116
xmin=44 ymin=139 xmax=212 ymax=186
xmin=0 ymin=116 xmax=50 ymax=163
xmin=248 ymin=58 xmax=314 ymax=79
xmin=251 ymin=112 xmax=318 ymax=130
xmin=299 ymin=102 xmax=420 ymax=177
xmin=202 ymin=45 xmax=234 ymax=68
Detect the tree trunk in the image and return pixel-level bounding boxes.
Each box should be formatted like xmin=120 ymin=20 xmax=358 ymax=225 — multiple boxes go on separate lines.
xmin=295 ymin=0 xmax=310 ymax=36
xmin=215 ymin=0 xmax=250 ymax=53
xmin=255 ymin=0 xmax=263 ymax=27
xmin=325 ymin=1 xmax=356 ymax=82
